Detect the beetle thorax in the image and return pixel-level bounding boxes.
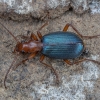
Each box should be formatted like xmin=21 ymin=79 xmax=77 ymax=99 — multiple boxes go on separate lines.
xmin=15 ymin=40 xmax=43 ymax=53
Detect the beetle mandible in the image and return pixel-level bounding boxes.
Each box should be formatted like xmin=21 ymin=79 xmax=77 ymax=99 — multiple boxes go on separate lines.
xmin=1 ymin=22 xmax=100 ymax=89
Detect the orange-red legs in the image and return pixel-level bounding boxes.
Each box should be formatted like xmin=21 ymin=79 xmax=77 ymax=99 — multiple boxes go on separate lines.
xmin=64 ymin=58 xmax=100 ymax=65
xmin=2 ymin=21 xmax=100 ymax=89
xmin=13 ymin=22 xmax=48 ymax=70
xmin=37 ymin=22 xmax=48 ymax=39
xmin=63 ymin=23 xmax=100 ymax=39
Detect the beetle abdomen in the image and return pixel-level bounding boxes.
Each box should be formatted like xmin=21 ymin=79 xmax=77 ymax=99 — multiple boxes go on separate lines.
xmin=41 ymin=31 xmax=84 ymax=59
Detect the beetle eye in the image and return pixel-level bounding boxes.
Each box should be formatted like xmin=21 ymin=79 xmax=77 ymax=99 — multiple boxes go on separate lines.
xmin=21 ymin=50 xmax=25 ymax=53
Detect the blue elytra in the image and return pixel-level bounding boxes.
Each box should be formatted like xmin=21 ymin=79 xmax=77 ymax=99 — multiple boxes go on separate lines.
xmin=41 ymin=31 xmax=84 ymax=59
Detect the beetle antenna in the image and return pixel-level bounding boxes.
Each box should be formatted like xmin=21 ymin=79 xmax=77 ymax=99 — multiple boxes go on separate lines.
xmin=0 ymin=22 xmax=20 ymax=43
xmin=4 ymin=53 xmax=19 ymax=89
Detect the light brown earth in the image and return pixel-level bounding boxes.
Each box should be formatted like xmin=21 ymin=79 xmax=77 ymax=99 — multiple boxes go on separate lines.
xmin=0 ymin=12 xmax=100 ymax=99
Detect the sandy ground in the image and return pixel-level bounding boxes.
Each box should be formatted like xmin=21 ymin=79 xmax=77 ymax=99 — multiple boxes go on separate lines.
xmin=0 ymin=12 xmax=100 ymax=100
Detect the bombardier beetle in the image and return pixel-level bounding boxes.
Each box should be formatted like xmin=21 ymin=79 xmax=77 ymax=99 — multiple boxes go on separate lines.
xmin=0 ymin=22 xmax=100 ymax=89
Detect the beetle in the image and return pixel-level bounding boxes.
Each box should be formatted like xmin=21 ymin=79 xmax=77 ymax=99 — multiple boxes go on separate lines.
xmin=0 ymin=22 xmax=100 ymax=89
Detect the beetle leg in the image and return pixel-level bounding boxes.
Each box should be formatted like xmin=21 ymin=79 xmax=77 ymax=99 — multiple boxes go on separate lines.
xmin=41 ymin=11 xmax=50 ymax=20
xmin=19 ymin=33 xmax=38 ymax=41
xmin=4 ymin=54 xmax=19 ymax=89
xmin=30 ymin=33 xmax=38 ymax=41
xmin=40 ymin=55 xmax=59 ymax=84
xmin=63 ymin=23 xmax=83 ymax=38
xmin=37 ymin=22 xmax=48 ymax=39
xmin=38 ymin=22 xmax=48 ymax=31
xmin=4 ymin=53 xmax=37 ymax=89
xmin=64 ymin=59 xmax=73 ymax=65
xmin=79 ymin=35 xmax=100 ymax=39
xmin=13 ymin=52 xmax=37 ymax=70
xmin=63 ymin=24 xmax=69 ymax=32
xmin=64 ymin=59 xmax=87 ymax=65
xmin=63 ymin=23 xmax=100 ymax=39
xmin=37 ymin=31 xmax=43 ymax=39
xmin=64 ymin=58 xmax=100 ymax=65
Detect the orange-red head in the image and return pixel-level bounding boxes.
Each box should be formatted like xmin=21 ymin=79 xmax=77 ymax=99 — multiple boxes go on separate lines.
xmin=14 ymin=40 xmax=43 ymax=53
